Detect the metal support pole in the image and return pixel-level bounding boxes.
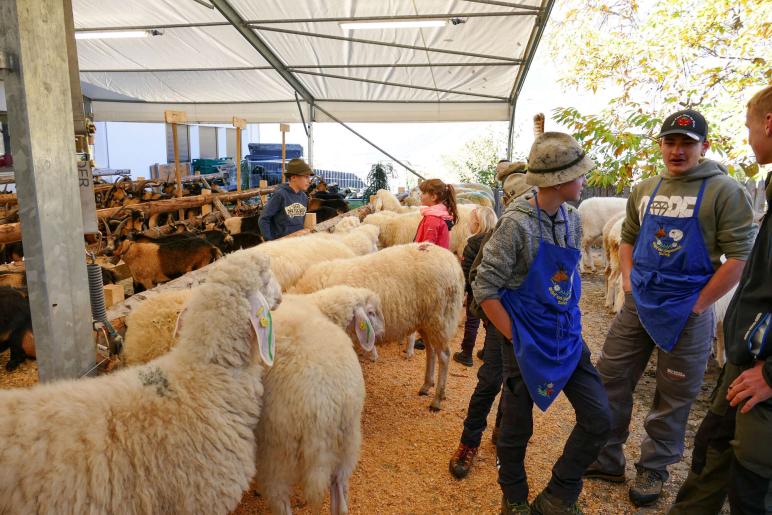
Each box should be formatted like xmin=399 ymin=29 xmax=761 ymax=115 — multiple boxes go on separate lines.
xmin=307 ymin=103 xmax=315 ymax=168
xmin=0 ymin=0 xmax=95 ymax=380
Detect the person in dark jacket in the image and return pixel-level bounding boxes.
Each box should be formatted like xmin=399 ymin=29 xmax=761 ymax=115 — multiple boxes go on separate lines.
xmin=258 ymin=159 xmax=314 ymax=240
xmin=454 ymin=206 xmax=498 ymax=367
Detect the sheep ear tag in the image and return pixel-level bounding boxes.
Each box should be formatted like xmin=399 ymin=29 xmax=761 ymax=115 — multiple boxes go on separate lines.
xmin=248 ymin=291 xmax=275 ymax=367
xmin=354 ymin=309 xmax=375 ymax=352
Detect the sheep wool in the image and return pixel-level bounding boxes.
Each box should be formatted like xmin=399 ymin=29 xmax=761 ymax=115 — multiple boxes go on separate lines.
xmin=292 ymin=242 xmax=465 ymax=411
xmin=122 ymin=289 xmax=192 ymax=366
xmin=255 ymin=295 xmax=366 ymax=515
xmin=332 ymin=215 xmax=362 ymax=233
xmin=577 ymin=196 xmax=627 ymax=273
xmin=0 ymin=249 xmax=282 ymax=514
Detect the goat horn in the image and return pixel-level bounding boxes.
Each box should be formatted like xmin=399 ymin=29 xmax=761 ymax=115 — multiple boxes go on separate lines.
xmin=99 ymin=217 xmax=112 ymax=237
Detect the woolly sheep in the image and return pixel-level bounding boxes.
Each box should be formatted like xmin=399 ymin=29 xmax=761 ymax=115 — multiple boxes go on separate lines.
xmin=363 ymin=204 xmax=476 ymax=258
xmin=371 ymin=189 xmax=414 ymax=214
xmin=603 ymin=214 xmax=626 ymax=313
xmin=332 ymin=215 xmax=362 ymax=233
xmin=254 ymin=295 xmax=367 ymax=515
xmin=0 ymin=250 xmax=282 ymax=514
xmin=578 ymin=196 xmax=628 ymax=273
xmin=291 ymin=242 xmax=465 ymax=411
xmin=119 ymin=286 xmax=382 ymax=515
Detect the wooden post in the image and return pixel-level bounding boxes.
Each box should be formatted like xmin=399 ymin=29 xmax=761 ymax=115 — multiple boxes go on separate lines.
xmin=259 ymin=179 xmax=268 ymax=205
xmin=165 ymin=110 xmax=187 ymax=221
xmin=233 ymin=117 xmax=246 ymax=210
xmin=280 ymin=123 xmax=290 ymax=183
xmin=304 ymin=212 xmax=317 ymax=230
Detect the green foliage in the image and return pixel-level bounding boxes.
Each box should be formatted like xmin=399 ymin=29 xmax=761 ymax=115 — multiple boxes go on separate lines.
xmin=549 ymin=0 xmax=771 ymax=184
xmin=362 ymin=162 xmax=394 ymax=198
xmin=443 ymin=129 xmax=516 ymax=188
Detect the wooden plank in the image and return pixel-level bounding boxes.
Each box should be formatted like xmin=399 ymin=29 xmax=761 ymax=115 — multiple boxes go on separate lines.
xmin=232 ymin=116 xmax=246 ymax=130
xmin=163 ymin=110 xmax=187 ymax=124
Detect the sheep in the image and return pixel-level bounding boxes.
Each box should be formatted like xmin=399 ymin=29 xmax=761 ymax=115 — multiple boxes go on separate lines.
xmin=603 ymin=214 xmax=626 ymax=313
xmin=122 ymin=286 xmax=383 ymax=515
xmin=372 ymin=189 xmax=414 ymax=214
xmin=0 ymin=286 xmax=33 ymax=371
xmin=712 ymin=282 xmax=738 ymax=368
xmin=332 ymin=224 xmax=380 ymax=255
xmin=124 ymin=285 xmax=386 ymax=366
xmin=291 ymin=242 xmax=466 ymax=411
xmin=332 ymin=215 xmax=362 ymax=233
xmin=362 ymin=204 xmax=476 ymax=258
xmin=577 ymin=196 xmax=628 ymax=273
xmin=0 ymin=249 xmax=282 ymax=514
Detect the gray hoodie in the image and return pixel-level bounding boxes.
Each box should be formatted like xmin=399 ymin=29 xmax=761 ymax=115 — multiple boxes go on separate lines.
xmin=621 ymin=159 xmax=755 ymax=268
xmin=473 ymin=197 xmax=582 ymax=303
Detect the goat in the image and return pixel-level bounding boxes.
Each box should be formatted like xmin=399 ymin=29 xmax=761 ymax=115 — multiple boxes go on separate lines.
xmin=0 ymin=286 xmax=34 ymax=371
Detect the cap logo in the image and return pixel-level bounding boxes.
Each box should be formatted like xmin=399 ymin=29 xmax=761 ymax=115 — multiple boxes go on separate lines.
xmin=674 ymin=115 xmax=695 ymax=128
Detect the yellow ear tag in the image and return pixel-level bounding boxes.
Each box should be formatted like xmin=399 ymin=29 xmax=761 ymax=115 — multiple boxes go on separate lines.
xmin=248 ymin=291 xmax=275 ymax=367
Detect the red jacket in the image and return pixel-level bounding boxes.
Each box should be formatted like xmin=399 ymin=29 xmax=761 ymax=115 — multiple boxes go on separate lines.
xmin=415 ymin=215 xmax=450 ymax=249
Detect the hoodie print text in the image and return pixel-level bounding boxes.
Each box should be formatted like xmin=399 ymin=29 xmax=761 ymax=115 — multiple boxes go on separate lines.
xmin=639 ymin=195 xmax=698 ymax=218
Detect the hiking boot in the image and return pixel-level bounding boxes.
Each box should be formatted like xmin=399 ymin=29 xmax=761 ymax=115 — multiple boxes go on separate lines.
xmin=477 ymin=348 xmax=485 ymax=360
xmin=501 ymin=495 xmax=530 ymax=514
xmin=629 ymin=468 xmax=664 ymax=507
xmin=583 ymin=463 xmax=626 ymax=483
xmin=453 ymin=351 xmax=473 ymax=367
xmin=414 ymin=338 xmax=425 ymax=350
xmin=449 ymin=443 xmax=478 ymax=479
xmin=492 ymin=425 xmax=501 ymax=446
xmin=531 ymin=490 xmax=583 ymax=515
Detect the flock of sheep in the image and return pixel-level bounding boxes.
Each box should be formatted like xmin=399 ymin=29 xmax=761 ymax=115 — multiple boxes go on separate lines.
xmin=0 ymin=189 xmax=471 ymax=514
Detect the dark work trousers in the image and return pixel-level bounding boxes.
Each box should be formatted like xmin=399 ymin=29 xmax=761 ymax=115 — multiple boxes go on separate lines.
xmin=594 ymin=293 xmax=714 ymax=480
xmin=460 ymin=321 xmax=504 ymax=449
xmin=460 ymin=294 xmax=482 ymax=355
xmin=497 ymin=329 xmax=611 ymax=504
xmin=728 ymin=456 xmax=772 ymax=515
xmin=669 ymin=364 xmax=740 ymax=515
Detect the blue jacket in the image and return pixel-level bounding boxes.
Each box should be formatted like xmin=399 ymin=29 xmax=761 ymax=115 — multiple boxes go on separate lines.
xmin=258 ymin=184 xmax=308 ymax=240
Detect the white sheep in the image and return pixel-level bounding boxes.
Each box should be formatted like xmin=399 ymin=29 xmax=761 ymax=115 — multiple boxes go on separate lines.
xmin=363 ymin=204 xmax=476 ymax=258
xmin=332 ymin=215 xmax=362 ymax=233
xmin=603 ymin=214 xmax=626 ymax=313
xmin=712 ymin=282 xmax=738 ymax=368
xmin=371 ymin=189 xmax=415 ymax=214
xmin=578 ymin=196 xmax=628 ymax=273
xmin=121 ymin=286 xmax=384 ymax=515
xmin=0 ymin=249 xmax=282 ymax=514
xmin=291 ymin=242 xmax=466 ymax=411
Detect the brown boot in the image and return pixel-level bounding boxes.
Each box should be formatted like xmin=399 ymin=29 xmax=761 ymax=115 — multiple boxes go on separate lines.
xmin=449 ymin=443 xmax=478 ymax=479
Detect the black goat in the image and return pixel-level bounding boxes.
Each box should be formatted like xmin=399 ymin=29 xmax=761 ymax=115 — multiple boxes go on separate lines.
xmin=0 ymin=286 xmax=33 ymax=372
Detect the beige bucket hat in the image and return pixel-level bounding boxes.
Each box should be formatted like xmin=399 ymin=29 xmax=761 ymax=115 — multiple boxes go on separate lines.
xmin=525 ymin=132 xmax=596 ymax=188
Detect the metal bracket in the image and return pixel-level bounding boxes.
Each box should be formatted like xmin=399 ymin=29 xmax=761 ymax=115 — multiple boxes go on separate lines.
xmin=0 ymin=52 xmax=17 ymax=72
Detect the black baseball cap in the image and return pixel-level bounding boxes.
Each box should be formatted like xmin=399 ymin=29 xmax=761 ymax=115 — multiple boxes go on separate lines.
xmin=657 ymin=109 xmax=708 ymax=141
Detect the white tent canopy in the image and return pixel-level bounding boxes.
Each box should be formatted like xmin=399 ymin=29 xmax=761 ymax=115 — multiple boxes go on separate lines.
xmin=67 ymin=0 xmax=554 ymax=125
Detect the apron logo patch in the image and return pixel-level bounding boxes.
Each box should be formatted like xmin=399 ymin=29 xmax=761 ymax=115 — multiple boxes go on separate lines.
xmin=652 ymin=225 xmax=684 ymax=256
xmin=284 ymin=202 xmax=307 ymax=217
xmin=665 ymin=368 xmax=686 ymax=380
xmin=537 ymin=381 xmax=556 ymax=398
xmin=549 ymin=267 xmax=572 ymax=305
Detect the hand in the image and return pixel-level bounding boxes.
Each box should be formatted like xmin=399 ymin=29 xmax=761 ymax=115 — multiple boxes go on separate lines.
xmin=727 ymin=361 xmax=772 ymax=414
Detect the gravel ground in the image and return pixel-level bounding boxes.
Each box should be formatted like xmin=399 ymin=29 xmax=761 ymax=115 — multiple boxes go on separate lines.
xmin=0 ymin=271 xmax=725 ymax=514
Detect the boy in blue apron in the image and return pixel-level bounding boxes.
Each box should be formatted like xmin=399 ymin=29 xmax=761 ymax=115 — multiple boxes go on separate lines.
xmin=584 ymin=110 xmax=756 ymax=508
xmin=473 ymin=132 xmax=611 ymax=514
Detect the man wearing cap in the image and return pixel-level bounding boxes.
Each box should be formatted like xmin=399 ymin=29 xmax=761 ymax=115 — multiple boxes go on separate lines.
xmin=258 ymin=158 xmax=313 ymax=240
xmin=584 ymin=110 xmax=755 ymax=507
xmin=474 ymin=133 xmax=611 ymax=514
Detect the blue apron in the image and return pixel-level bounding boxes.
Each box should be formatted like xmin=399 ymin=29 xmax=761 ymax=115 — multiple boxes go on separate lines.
xmin=631 ymin=178 xmax=714 ymax=352
xmin=499 ymin=196 xmax=583 ymax=411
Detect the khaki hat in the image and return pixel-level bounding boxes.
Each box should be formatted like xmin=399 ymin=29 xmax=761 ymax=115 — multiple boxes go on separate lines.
xmin=285 ymin=158 xmax=314 ymax=176
xmin=525 ymin=132 xmax=595 ymax=188
xmin=502 ymin=172 xmax=534 ymax=204
xmin=497 ymin=161 xmax=527 ymax=182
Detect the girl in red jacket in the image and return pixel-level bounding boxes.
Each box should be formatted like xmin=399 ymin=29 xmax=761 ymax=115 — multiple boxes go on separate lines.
xmin=414 ymin=178 xmax=458 ymax=248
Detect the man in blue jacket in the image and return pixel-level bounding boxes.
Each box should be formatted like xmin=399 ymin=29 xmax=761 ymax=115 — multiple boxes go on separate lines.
xmin=258 ymin=158 xmax=313 ymax=240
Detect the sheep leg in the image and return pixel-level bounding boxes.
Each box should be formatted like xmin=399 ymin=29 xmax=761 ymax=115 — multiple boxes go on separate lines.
xmin=419 ymin=342 xmax=436 ymax=397
xmin=715 ymin=321 xmax=726 ymax=367
xmin=369 ymin=346 xmax=379 ymax=362
xmin=329 ymin=474 xmax=349 ymax=515
xmin=403 ymin=333 xmax=416 ymax=359
xmin=430 ymin=345 xmax=450 ymax=412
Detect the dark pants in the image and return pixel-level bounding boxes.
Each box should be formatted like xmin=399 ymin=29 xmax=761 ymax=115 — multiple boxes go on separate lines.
xmin=729 ymin=456 xmax=772 ymax=515
xmin=497 ymin=328 xmax=611 ymax=504
xmin=460 ymin=294 xmax=481 ymax=355
xmin=460 ymin=322 xmax=504 ymax=448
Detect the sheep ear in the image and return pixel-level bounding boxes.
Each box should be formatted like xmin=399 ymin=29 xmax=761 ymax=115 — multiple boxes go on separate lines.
xmin=173 ymin=308 xmax=187 ymax=339
xmin=248 ymin=290 xmax=275 ymax=367
xmin=354 ymin=307 xmax=375 ymax=352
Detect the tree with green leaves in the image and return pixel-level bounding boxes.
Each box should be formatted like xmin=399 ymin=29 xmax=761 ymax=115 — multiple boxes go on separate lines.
xmin=550 ymin=0 xmax=770 ymax=190
xmin=362 ymin=162 xmax=394 ymax=198
xmin=443 ymin=129 xmax=520 ymax=187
